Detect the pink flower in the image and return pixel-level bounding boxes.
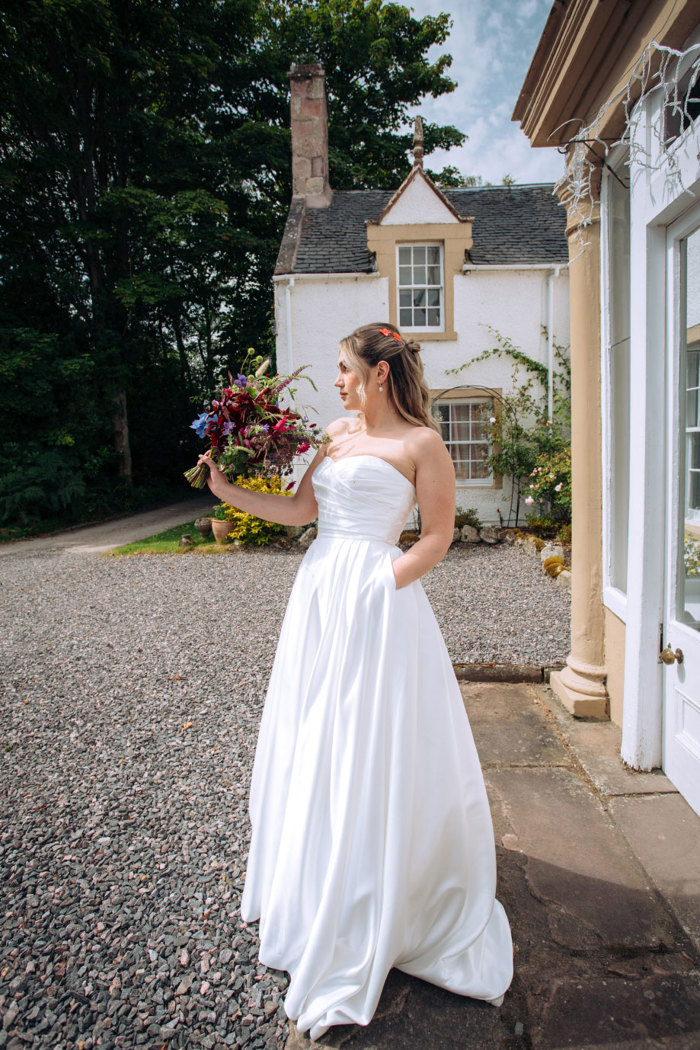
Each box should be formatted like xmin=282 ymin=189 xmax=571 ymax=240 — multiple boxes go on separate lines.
xmin=555 ymin=482 xmax=563 ymax=492
xmin=525 ymin=496 xmax=535 ymax=505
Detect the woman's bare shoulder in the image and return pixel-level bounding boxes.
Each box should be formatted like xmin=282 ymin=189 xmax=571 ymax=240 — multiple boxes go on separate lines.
xmin=324 ymin=416 xmax=358 ymax=442
xmin=406 ymin=425 xmax=450 ymax=463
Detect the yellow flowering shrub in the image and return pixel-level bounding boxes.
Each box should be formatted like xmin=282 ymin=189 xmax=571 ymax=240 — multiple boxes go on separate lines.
xmin=222 ymin=475 xmax=289 ymax=546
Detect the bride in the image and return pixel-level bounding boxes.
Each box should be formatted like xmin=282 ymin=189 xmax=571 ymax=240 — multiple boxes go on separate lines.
xmin=198 ymin=322 xmax=514 ymax=1041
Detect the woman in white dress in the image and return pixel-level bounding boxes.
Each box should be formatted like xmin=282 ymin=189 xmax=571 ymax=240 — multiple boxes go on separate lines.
xmin=199 ymin=323 xmax=513 ymax=1041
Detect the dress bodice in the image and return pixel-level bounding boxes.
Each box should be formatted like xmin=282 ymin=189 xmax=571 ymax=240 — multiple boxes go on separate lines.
xmin=311 ymin=455 xmax=416 ymax=545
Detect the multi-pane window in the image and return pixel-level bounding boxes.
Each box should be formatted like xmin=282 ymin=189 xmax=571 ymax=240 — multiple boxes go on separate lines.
xmin=434 ymin=400 xmax=492 ymax=483
xmin=398 ymin=244 xmax=443 ymax=329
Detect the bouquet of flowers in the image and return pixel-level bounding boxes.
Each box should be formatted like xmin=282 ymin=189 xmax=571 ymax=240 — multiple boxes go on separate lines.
xmin=184 ymin=356 xmax=325 ymax=489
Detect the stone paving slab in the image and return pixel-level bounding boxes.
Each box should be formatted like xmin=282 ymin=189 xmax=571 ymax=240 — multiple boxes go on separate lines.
xmin=285 ymin=683 xmax=700 ymax=1050
xmin=533 ymin=685 xmax=678 ymax=797
xmin=285 ymin=969 xmax=518 ymax=1049
xmin=462 ymin=681 xmax=572 ymax=767
xmin=486 ymin=765 xmax=676 ymax=950
xmin=609 ymin=794 xmax=700 ymax=954
xmin=568 ymin=1034 xmax=700 ymax=1048
xmin=531 ymin=973 xmax=700 ymax=1049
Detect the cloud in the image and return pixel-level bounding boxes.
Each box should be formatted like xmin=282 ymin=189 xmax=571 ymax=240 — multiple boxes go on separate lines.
xmin=406 ymin=0 xmax=562 ymax=184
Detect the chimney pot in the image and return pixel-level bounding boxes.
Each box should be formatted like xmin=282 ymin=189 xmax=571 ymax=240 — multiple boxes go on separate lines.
xmin=288 ymin=63 xmax=332 ymax=208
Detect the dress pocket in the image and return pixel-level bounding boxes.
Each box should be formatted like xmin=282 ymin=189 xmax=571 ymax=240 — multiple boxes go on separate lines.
xmin=385 ymin=550 xmax=398 ymax=591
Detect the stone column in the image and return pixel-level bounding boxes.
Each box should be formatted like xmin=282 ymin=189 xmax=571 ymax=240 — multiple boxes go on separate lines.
xmin=288 ymin=63 xmax=332 ymax=208
xmin=550 ymin=156 xmax=609 ymax=719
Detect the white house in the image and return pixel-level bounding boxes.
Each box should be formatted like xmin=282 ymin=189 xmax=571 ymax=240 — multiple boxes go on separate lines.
xmin=274 ymin=64 xmax=569 ymax=525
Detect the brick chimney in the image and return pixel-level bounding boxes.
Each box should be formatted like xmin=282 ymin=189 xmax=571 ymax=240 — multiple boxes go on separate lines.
xmin=288 ymin=62 xmax=332 ymax=208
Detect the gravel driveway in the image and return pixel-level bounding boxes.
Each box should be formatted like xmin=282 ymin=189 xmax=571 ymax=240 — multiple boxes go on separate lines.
xmin=0 ymin=541 xmax=570 ymax=1049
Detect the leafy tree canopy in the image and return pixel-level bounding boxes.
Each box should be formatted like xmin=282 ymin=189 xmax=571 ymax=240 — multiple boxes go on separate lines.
xmin=0 ymin=0 xmax=465 ymax=531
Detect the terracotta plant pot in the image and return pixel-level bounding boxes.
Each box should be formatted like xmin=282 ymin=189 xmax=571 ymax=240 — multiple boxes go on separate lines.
xmin=211 ymin=518 xmax=232 ymax=543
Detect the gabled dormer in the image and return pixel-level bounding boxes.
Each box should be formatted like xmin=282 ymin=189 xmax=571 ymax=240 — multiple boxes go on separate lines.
xmin=365 ymin=125 xmax=474 ymax=341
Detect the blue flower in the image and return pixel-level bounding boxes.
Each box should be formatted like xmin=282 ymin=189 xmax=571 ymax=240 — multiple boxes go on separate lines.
xmin=234 ymin=373 xmax=248 ymax=388
xmin=190 ymin=412 xmax=210 ymax=439
xmin=261 ymin=424 xmax=270 ymax=432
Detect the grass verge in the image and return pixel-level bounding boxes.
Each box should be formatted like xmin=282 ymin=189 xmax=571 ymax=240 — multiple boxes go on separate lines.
xmin=105 ymin=521 xmax=225 ymax=556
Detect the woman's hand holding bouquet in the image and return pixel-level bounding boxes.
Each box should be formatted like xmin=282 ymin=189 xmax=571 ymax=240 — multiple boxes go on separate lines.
xmin=184 ymin=356 xmax=326 ymax=491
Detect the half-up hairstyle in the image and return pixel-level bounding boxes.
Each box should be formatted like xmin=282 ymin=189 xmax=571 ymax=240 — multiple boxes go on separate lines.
xmin=338 ymin=323 xmax=440 ymax=433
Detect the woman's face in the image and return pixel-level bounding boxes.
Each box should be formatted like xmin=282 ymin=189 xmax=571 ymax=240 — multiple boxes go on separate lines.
xmin=334 ymin=352 xmax=363 ymax=411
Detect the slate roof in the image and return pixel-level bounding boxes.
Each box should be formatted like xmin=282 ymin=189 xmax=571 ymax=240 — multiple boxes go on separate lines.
xmin=275 ymin=183 xmax=568 ymax=275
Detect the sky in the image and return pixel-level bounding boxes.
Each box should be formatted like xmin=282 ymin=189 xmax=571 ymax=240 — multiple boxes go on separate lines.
xmin=405 ymin=0 xmax=565 ymax=186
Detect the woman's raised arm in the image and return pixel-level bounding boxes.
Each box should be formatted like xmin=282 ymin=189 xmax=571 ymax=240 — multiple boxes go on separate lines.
xmin=200 ymin=448 xmax=323 ymax=527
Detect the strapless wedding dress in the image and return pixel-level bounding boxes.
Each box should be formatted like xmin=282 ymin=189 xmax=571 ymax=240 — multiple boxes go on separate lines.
xmin=240 ymin=454 xmax=513 ymax=1039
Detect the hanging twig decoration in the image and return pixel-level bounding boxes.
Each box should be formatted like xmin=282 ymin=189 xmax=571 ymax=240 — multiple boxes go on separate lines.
xmin=554 ymin=40 xmax=700 ymax=259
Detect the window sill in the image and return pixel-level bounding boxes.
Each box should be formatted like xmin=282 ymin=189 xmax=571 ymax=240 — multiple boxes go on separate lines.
xmin=408 ymin=330 xmax=457 ymax=342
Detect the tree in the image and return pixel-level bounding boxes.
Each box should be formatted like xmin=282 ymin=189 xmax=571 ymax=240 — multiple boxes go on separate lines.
xmin=0 ymin=0 xmax=465 ymax=530
xmin=260 ymin=0 xmax=465 ymax=189
xmin=429 ymin=167 xmax=488 ymax=188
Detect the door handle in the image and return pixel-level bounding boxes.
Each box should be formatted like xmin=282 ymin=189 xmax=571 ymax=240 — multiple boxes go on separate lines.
xmin=659 ymin=645 xmax=684 ymax=665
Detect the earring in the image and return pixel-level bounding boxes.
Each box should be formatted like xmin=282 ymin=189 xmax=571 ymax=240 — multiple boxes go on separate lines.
xmin=379 ymin=384 xmax=383 ymax=392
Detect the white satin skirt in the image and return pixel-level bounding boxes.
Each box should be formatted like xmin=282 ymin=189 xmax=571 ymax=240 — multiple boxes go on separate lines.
xmin=240 ymin=535 xmax=513 ymax=1039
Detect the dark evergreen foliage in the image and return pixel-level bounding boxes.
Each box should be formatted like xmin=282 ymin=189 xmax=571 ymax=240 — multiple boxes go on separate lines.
xmin=0 ymin=0 xmax=463 ymax=530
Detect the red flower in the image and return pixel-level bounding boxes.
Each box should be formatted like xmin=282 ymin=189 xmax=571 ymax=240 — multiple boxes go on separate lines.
xmin=379 ymin=327 xmax=402 ymax=343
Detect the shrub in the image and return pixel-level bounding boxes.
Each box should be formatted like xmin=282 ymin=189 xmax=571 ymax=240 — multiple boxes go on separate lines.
xmin=543 ymin=555 xmax=566 ymax=577
xmin=556 ymin=523 xmax=572 ymax=544
xmin=525 ymin=514 xmax=559 ymax=539
xmin=685 ymin=537 xmax=700 ymax=577
xmin=222 ymin=475 xmax=289 ymax=546
xmin=455 ymin=508 xmax=482 ymax=530
xmin=527 ymin=446 xmax=572 ymax=522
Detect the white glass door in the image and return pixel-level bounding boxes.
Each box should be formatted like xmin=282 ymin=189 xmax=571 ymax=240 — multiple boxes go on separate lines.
xmin=663 ymin=210 xmax=700 ymax=817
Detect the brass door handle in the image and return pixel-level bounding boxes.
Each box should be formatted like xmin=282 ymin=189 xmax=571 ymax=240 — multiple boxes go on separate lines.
xmin=660 ymin=645 xmax=684 ymax=665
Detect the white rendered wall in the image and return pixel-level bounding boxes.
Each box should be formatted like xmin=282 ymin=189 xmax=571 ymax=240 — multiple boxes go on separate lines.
xmin=426 ymin=267 xmax=569 ymax=523
xmin=381 ymin=175 xmax=459 ymax=226
xmin=275 ymin=266 xmax=569 ymax=524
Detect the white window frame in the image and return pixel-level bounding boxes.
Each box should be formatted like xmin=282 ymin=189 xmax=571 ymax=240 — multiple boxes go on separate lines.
xmin=396 ymin=242 xmax=444 ymax=332
xmin=435 ymin=398 xmax=493 ymax=486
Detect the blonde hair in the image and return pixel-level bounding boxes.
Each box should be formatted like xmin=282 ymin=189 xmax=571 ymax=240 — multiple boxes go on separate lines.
xmin=338 ymin=323 xmax=440 ymax=433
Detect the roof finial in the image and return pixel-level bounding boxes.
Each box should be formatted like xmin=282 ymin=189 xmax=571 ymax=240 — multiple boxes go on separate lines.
xmin=413 ymin=115 xmax=424 ymax=169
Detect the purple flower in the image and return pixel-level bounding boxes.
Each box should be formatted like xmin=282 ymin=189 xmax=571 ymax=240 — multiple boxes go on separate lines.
xmin=261 ymin=424 xmax=270 ymax=432
xmin=222 ymin=421 xmax=236 ymax=436
xmin=234 ymin=373 xmax=248 ymax=388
